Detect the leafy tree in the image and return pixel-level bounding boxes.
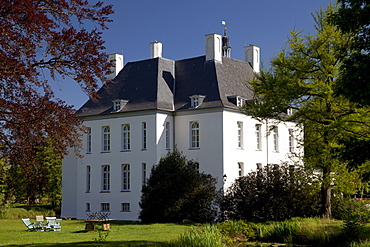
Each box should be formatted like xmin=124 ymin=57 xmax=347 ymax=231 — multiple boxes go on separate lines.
xmin=139 ymin=148 xmax=218 ymax=223
xmin=242 ymin=5 xmax=370 ymax=218
xmin=6 ymin=143 xmax=62 ymax=206
xmin=221 ymin=163 xmax=321 ymax=222
xmin=331 ymin=0 xmax=370 ymax=106
xmin=0 ymin=1 xmax=113 ymax=203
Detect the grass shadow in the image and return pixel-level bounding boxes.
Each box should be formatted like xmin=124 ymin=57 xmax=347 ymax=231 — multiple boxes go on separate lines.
xmin=1 ymin=240 xmax=166 ymax=247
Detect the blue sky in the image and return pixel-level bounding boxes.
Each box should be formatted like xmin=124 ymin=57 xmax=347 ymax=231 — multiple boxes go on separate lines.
xmin=53 ymin=0 xmax=332 ymax=109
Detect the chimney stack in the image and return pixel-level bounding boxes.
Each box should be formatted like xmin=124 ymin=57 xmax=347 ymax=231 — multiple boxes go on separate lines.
xmin=244 ymin=45 xmax=260 ymax=73
xmin=205 ymin=33 xmax=222 ymax=62
xmin=150 ymin=41 xmax=162 ymax=58
xmin=107 ymin=53 xmax=124 ymax=80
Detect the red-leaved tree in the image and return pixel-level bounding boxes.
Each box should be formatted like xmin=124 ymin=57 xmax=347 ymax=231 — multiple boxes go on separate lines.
xmin=0 ymin=0 xmax=114 ymax=204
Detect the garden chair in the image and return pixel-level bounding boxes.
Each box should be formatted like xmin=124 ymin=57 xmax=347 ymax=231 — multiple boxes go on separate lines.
xmin=45 ymin=217 xmax=62 ymax=231
xmin=21 ymin=218 xmax=44 ymax=232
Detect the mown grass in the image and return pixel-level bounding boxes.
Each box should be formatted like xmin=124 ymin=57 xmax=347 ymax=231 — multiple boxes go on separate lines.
xmin=0 ymin=219 xmax=192 ymax=246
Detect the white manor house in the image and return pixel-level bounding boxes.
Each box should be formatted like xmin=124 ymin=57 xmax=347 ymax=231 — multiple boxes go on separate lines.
xmin=61 ymin=32 xmax=303 ymax=221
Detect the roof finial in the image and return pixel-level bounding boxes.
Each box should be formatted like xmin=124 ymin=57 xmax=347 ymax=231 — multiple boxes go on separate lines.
xmin=221 ymin=21 xmax=231 ymax=58
xmin=222 ymin=20 xmax=227 ymax=36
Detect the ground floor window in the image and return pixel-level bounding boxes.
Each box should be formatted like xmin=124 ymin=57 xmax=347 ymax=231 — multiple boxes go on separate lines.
xmin=121 ymin=203 xmax=130 ymax=212
xmin=101 ymin=203 xmax=110 ymax=212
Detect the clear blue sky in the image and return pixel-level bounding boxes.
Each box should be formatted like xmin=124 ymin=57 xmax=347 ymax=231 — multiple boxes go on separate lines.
xmin=53 ymin=0 xmax=332 ymax=109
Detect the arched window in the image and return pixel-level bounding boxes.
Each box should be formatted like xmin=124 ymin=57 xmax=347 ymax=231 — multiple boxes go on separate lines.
xmin=102 ymin=126 xmax=110 ymax=152
xmin=190 ymin=121 xmax=199 ymax=148
xmin=122 ymin=124 xmax=131 ymax=151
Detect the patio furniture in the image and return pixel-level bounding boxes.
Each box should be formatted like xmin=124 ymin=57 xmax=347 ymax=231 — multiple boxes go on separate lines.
xmin=21 ymin=218 xmax=44 ymax=232
xmin=35 ymin=215 xmax=44 ymax=222
xmin=45 ymin=217 xmax=62 ymax=231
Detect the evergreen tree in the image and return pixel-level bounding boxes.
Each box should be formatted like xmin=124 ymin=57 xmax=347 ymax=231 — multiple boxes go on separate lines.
xmin=139 ymin=148 xmax=218 ymax=223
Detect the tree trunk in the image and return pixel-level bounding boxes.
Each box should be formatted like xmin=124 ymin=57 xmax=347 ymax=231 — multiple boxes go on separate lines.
xmin=321 ymin=182 xmax=332 ymax=219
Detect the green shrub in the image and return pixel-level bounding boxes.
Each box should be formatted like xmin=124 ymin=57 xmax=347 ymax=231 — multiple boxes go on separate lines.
xmin=216 ymin=220 xmax=256 ymax=244
xmin=263 ymin=221 xmax=300 ymax=243
xmin=168 ymin=225 xmax=225 ymax=247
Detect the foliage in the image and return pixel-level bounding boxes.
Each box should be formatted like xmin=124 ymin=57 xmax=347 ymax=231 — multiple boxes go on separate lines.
xmin=216 ymin=220 xmax=256 ymax=245
xmin=330 ymin=0 xmax=370 ymax=106
xmin=167 ymin=225 xmax=225 ymax=247
xmin=0 ymin=0 xmax=113 ymax=205
xmin=139 ymin=148 xmax=218 ymax=223
xmin=241 ymin=4 xmax=370 ymax=218
xmin=221 ymin=163 xmax=321 ymax=222
xmin=6 ymin=143 xmax=62 ymax=206
xmin=263 ymin=220 xmax=301 ymax=243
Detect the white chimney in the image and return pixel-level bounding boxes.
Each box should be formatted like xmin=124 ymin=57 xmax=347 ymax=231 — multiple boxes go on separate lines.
xmin=205 ymin=33 xmax=222 ymax=62
xmin=107 ymin=53 xmax=124 ymax=80
xmin=150 ymin=41 xmax=162 ymax=58
xmin=244 ymin=45 xmax=260 ymax=73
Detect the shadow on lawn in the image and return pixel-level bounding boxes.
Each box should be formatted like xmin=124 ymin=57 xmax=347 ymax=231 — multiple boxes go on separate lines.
xmin=2 ymin=240 xmax=165 ymax=247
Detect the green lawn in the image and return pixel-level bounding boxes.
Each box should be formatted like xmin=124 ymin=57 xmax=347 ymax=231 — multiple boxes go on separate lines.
xmin=0 ymin=219 xmax=193 ymax=246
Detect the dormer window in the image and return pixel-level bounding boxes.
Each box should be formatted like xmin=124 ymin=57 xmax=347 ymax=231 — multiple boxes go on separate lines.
xmin=287 ymin=108 xmax=293 ymax=116
xmin=236 ymin=96 xmax=244 ymax=107
xmin=227 ymin=95 xmax=246 ymax=107
xmin=189 ymin=95 xmax=206 ymax=108
xmin=112 ymin=99 xmax=128 ymax=112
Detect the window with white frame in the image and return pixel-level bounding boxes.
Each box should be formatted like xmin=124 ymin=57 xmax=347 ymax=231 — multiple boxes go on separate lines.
xmin=122 ymin=164 xmax=130 ymax=191
xmin=238 ymin=162 xmax=244 ymax=177
xmin=288 ymin=129 xmax=294 ymax=153
xmin=101 ymin=165 xmax=110 ymax=192
xmin=101 ymin=203 xmax=110 ymax=211
xmin=113 ymin=100 xmax=122 ymax=112
xmin=142 ymin=163 xmax=146 ymax=186
xmin=102 ymin=126 xmax=110 ymax=152
xmin=121 ymin=203 xmax=130 ymax=212
xmin=86 ymin=203 xmax=90 ymax=212
xmin=142 ymin=122 xmax=147 ymax=149
xmin=87 ymin=127 xmax=92 ymax=153
xmin=165 ymin=122 xmax=170 ymax=149
xmin=122 ymin=124 xmax=131 ymax=151
xmin=237 ymin=96 xmax=244 ymax=107
xmin=191 ymin=97 xmax=199 ymax=108
xmin=189 ymin=95 xmax=205 ymax=108
xmin=237 ymin=121 xmax=243 ymax=148
xmin=86 ymin=166 xmax=91 ymax=192
xmin=256 ymin=124 xmax=262 ymax=150
xmin=273 ymin=126 xmax=279 ymax=152
xmin=190 ymin=121 xmax=200 ymax=149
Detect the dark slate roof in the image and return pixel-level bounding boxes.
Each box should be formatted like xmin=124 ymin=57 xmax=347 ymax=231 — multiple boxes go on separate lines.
xmin=77 ymin=55 xmax=255 ymax=117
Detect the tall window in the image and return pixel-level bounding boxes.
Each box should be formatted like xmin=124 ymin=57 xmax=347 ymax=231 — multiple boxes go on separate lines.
xmin=102 ymin=126 xmax=110 ymax=152
xmin=122 ymin=124 xmax=131 ymax=151
xmin=101 ymin=203 xmax=110 ymax=211
xmin=190 ymin=121 xmax=200 ymax=148
xmin=288 ymin=129 xmax=294 ymax=153
xmin=87 ymin=127 xmax=92 ymax=153
xmin=273 ymin=126 xmax=279 ymax=152
xmin=86 ymin=203 xmax=90 ymax=212
xmin=142 ymin=122 xmax=147 ymax=149
xmin=238 ymin=162 xmax=244 ymax=177
xmin=142 ymin=163 xmax=147 ymax=186
xmin=122 ymin=164 xmax=130 ymax=191
xmin=237 ymin=121 xmax=243 ymax=148
xmin=256 ymin=124 xmax=262 ymax=150
xmin=102 ymin=165 xmax=110 ymax=191
xmin=86 ymin=166 xmax=91 ymax=192
xmin=165 ymin=122 xmax=170 ymax=149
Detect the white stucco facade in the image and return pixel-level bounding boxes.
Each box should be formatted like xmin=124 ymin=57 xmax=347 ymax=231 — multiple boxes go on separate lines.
xmin=62 ymin=107 xmax=302 ymax=220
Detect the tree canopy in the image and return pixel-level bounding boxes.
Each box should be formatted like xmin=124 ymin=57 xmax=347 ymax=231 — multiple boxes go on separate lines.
xmin=139 ymin=149 xmax=218 ymax=223
xmin=0 ymin=0 xmax=113 ymax=205
xmin=331 ymin=0 xmax=370 ymax=106
xmin=242 ymin=5 xmax=370 ymax=218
